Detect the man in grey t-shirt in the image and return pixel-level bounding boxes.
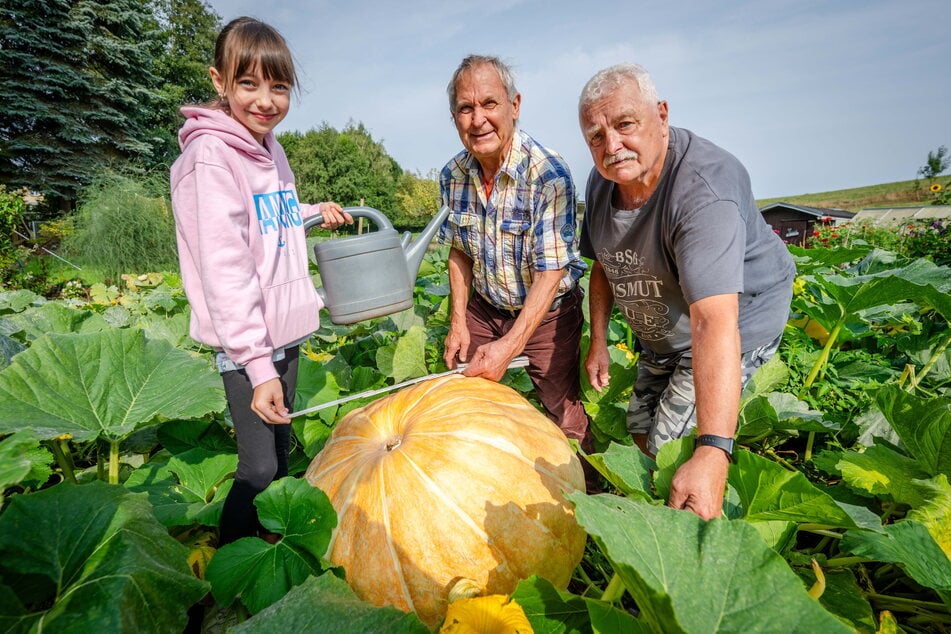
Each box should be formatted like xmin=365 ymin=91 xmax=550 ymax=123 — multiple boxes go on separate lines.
xmin=577 ymin=63 xmax=795 ymax=520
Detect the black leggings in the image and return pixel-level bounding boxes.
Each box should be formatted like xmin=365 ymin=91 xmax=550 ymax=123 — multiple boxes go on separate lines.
xmin=217 ymin=347 xmax=298 ymax=545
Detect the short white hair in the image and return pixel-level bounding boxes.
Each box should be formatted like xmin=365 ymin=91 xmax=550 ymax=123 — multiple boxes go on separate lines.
xmin=578 ymin=63 xmax=660 ymax=115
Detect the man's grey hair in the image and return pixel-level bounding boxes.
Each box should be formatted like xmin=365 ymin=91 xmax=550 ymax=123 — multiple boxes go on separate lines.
xmin=447 ymin=55 xmax=518 ymax=113
xmin=578 ymin=63 xmax=660 ymax=115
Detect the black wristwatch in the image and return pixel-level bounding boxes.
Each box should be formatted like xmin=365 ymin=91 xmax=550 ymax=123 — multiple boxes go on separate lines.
xmin=695 ymin=434 xmax=735 ymax=462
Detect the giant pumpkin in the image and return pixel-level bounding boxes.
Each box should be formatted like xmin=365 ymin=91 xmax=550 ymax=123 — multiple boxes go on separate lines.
xmin=304 ymin=374 xmax=586 ymax=628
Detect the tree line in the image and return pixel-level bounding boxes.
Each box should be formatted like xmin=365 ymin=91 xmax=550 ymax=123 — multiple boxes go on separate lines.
xmin=0 ymin=0 xmax=438 ymax=227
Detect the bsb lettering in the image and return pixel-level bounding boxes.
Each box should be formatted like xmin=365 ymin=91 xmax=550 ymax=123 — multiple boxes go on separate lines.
xmin=254 ymin=190 xmax=302 ymax=236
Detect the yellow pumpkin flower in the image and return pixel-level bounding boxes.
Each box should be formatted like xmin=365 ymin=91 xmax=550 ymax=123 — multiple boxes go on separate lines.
xmin=931 ymin=183 xmax=943 ymax=193
xmin=440 ymin=595 xmax=533 ymax=634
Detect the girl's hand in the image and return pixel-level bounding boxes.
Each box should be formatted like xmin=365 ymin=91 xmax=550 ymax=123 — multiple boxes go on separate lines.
xmin=251 ymin=378 xmax=291 ymax=424
xmin=317 ymin=202 xmax=353 ymax=229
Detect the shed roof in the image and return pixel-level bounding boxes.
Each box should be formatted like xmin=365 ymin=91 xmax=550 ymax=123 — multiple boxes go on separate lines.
xmin=759 ymin=202 xmax=854 ymax=219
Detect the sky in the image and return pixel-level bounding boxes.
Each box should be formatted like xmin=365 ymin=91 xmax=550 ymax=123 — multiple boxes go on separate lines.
xmin=202 ymin=0 xmax=949 ymax=201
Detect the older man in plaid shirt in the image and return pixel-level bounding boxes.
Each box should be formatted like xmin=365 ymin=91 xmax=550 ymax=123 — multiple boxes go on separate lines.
xmin=437 ymin=54 xmax=591 ymax=455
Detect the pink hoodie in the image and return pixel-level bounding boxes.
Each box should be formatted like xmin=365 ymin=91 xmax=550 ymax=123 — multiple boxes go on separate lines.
xmin=170 ymin=106 xmax=323 ymax=387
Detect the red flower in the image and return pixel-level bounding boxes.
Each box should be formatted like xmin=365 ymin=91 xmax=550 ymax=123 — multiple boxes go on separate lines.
xmin=813 ymin=231 xmax=820 ymax=237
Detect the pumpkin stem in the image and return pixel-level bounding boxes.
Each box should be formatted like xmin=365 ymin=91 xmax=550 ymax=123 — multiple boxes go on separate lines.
xmin=385 ymin=436 xmax=402 ymax=451
xmin=447 ymin=578 xmax=483 ymax=603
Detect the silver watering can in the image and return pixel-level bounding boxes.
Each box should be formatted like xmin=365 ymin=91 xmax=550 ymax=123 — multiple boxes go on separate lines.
xmin=303 ymin=205 xmax=450 ymax=325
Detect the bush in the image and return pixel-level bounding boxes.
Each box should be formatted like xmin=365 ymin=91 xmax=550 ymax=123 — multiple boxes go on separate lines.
xmin=64 ymin=172 xmax=178 ymax=280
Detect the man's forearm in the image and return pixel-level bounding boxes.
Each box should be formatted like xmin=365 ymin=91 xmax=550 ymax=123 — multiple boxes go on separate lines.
xmin=447 ymin=247 xmax=474 ymax=323
xmin=588 ymin=262 xmax=614 ymax=346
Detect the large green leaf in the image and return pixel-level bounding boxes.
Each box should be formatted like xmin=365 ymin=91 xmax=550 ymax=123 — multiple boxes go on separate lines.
xmin=376 ymin=324 xmax=428 ymax=383
xmin=738 ymin=391 xmax=837 ymax=441
xmin=206 ymin=477 xmax=337 ymax=614
xmin=0 ymin=302 xmax=109 ymax=341
xmin=0 ymin=430 xmax=51 ymax=494
xmin=906 ymin=475 xmax=951 ymax=557
xmin=731 ymin=450 xmax=863 ymax=528
xmin=841 ymin=519 xmax=951 ymax=609
xmin=587 ymin=441 xmax=656 ymax=502
xmin=124 ymin=448 xmax=236 ymax=527
xmin=794 ymin=254 xmax=951 ymax=333
xmin=0 ymin=289 xmax=46 ymax=315
xmin=0 ymin=481 xmax=209 ymax=633
xmin=0 ymin=329 xmax=225 ymax=442
xmin=836 ymin=442 xmax=930 ymax=507
xmin=232 ymin=572 xmax=428 ymax=633
xmin=569 ymin=493 xmax=852 ymax=633
xmin=876 ymin=385 xmax=951 ymax=477
xmin=0 ymin=334 xmax=26 ymax=370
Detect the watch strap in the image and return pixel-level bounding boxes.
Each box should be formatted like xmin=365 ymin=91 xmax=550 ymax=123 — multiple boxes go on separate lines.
xmin=696 ymin=434 xmax=735 ymax=462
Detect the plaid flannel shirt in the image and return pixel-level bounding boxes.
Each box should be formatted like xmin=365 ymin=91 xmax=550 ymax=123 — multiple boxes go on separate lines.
xmin=437 ymin=129 xmax=586 ymax=310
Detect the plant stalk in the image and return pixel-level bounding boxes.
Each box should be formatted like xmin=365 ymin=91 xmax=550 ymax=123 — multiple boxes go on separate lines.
xmin=47 ymin=439 xmax=76 ymax=484
xmin=109 ymin=439 xmax=120 ymax=484
xmin=600 ymin=573 xmax=626 ymax=603
xmin=801 ymin=318 xmax=844 ymax=461
xmin=913 ymin=331 xmax=951 ymax=390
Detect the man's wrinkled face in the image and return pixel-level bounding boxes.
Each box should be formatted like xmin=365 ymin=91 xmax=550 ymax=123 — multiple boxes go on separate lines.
xmin=581 ymin=79 xmax=669 ymax=190
xmin=452 ymin=64 xmax=521 ymax=166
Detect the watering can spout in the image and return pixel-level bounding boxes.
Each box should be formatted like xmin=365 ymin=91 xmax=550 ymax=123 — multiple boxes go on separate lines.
xmin=403 ymin=205 xmax=450 ymax=279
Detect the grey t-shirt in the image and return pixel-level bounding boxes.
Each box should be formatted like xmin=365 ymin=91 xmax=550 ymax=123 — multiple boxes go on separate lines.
xmin=580 ymin=126 xmax=795 ymax=355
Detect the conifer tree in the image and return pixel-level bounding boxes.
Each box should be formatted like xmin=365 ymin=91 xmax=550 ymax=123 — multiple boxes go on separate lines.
xmin=0 ymin=0 xmax=161 ymax=212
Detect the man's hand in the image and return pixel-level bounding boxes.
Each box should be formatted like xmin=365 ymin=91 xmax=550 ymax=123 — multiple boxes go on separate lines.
xmin=462 ymin=339 xmax=519 ymax=382
xmin=667 ymin=445 xmax=730 ymax=520
xmin=443 ymin=320 xmax=471 ymax=369
xmin=584 ymin=343 xmax=611 ymax=392
xmin=251 ymin=378 xmax=291 ymax=424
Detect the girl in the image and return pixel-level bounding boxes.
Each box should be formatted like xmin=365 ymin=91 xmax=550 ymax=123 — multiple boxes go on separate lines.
xmin=170 ymin=17 xmax=351 ymax=544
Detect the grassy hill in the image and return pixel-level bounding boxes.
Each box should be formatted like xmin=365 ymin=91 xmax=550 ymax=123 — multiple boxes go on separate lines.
xmin=756 ymin=179 xmax=938 ymax=213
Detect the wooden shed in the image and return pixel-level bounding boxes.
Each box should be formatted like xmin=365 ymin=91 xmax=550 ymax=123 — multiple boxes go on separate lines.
xmin=759 ymin=202 xmax=855 ymax=247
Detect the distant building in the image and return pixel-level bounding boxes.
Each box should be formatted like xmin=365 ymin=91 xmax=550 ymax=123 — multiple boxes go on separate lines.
xmin=850 ymin=205 xmax=951 ymax=224
xmin=759 ymin=202 xmax=855 ymax=246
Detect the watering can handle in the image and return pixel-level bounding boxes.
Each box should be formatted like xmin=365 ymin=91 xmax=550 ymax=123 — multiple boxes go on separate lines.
xmin=302 ymin=205 xmax=395 ymax=233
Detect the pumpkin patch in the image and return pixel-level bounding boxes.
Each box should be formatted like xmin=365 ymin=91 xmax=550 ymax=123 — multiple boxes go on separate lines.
xmin=304 ymin=374 xmax=586 ymax=628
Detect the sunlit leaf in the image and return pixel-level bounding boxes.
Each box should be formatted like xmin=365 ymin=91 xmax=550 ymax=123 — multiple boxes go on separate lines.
xmin=876 ymin=385 xmax=951 ymax=477
xmin=0 ymin=329 xmax=225 ymax=442
xmin=568 ymin=493 xmax=851 ymax=633
xmin=731 ymin=450 xmax=861 ymax=527
xmin=836 ymin=442 xmax=929 ymax=507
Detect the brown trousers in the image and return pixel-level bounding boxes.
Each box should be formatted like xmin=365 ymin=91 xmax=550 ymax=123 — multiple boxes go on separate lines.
xmin=465 ymin=287 xmax=590 ymax=445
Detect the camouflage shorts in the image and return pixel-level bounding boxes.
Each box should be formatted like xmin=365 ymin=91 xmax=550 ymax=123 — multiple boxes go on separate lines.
xmin=627 ymin=334 xmax=783 ymax=455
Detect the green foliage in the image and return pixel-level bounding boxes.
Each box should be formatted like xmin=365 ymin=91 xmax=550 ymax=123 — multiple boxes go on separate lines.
xmin=2 ymin=244 xmax=951 ymax=631
xmin=205 ymin=477 xmax=338 ymax=614
xmin=148 ymin=0 xmax=221 ymax=166
xmin=394 ymin=169 xmax=441 ymax=229
xmin=64 ymin=172 xmax=179 ymax=278
xmin=0 ymin=480 xmax=209 ymax=633
xmin=0 ymin=0 xmax=164 ymax=210
xmin=280 ymin=122 xmax=402 ymax=215
xmin=809 ymin=218 xmax=950 ymax=266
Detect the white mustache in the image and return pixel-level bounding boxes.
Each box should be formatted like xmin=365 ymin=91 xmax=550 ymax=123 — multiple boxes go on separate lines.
xmin=603 ymin=150 xmax=638 ymax=168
